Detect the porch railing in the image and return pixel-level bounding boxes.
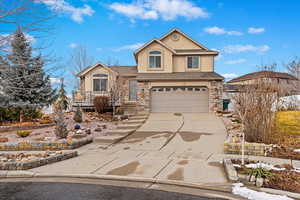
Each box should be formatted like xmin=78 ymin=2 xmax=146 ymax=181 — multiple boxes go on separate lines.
xmin=72 ymin=91 xmax=110 ymax=106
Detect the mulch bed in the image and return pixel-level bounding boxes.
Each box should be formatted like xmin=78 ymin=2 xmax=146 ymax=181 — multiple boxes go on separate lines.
xmin=232 ymin=159 xmax=300 ymax=194
xmin=264 ymin=169 xmax=300 ymax=193
xmin=268 ymin=146 xmax=300 ymax=160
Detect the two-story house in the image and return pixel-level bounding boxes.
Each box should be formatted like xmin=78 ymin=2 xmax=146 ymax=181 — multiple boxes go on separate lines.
xmin=74 ymin=29 xmax=224 ymax=114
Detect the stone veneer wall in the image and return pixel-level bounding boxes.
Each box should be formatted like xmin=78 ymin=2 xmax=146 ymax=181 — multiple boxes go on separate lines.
xmin=209 ymin=81 xmax=223 ymax=112
xmin=137 ymin=82 xmax=150 ymax=113
xmin=0 ymin=137 xmax=93 ymax=151
xmin=224 ymin=142 xmax=272 ymax=156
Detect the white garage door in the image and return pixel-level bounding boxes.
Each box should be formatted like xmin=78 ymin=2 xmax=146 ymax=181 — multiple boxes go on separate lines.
xmin=151 ymin=87 xmax=209 ymax=113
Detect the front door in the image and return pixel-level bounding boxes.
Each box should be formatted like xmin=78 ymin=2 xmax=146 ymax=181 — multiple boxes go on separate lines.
xmin=129 ymin=80 xmax=137 ymax=101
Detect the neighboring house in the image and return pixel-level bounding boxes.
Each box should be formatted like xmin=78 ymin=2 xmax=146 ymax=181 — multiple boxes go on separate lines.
xmin=74 ymin=29 xmax=224 ymax=114
xmin=223 ymin=70 xmax=300 ymax=111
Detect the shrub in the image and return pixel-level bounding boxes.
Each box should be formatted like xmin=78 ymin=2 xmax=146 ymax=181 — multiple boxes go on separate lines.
xmin=73 ymin=107 xmax=83 ymax=123
xmin=249 ymin=167 xmax=275 ymax=179
xmin=93 ymin=96 xmax=110 ymax=113
xmin=0 ymin=108 xmax=42 ymax=124
xmin=16 ymin=130 xmax=32 ymax=137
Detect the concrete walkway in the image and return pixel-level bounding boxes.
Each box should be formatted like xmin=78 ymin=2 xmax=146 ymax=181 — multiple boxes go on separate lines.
xmin=29 ymin=113 xmax=230 ymax=186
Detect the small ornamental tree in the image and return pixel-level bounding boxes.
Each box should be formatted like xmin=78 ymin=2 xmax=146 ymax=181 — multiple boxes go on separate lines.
xmin=54 ymin=104 xmax=68 ymax=139
xmin=0 ymin=27 xmax=55 ymax=122
xmin=73 ymin=106 xmax=82 ymax=123
xmin=56 ymin=78 xmax=69 ymax=111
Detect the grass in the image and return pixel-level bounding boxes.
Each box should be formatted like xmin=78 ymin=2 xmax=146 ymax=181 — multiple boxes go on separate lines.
xmin=275 ymin=111 xmax=300 ymax=135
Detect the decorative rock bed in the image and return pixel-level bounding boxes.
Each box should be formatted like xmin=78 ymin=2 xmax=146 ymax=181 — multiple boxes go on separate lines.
xmin=0 ymin=136 xmax=93 ymax=151
xmin=0 ymin=151 xmax=78 ymax=170
xmin=0 ymin=123 xmax=55 ymax=133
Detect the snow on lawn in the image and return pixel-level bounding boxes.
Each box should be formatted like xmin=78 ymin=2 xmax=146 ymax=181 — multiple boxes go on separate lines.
xmin=245 ymin=163 xmax=286 ymax=171
xmin=232 ymin=183 xmax=294 ymax=200
xmin=233 ymin=163 xmax=286 ymax=171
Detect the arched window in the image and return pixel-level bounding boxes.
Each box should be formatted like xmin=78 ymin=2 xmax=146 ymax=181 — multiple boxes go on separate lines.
xmin=93 ymin=74 xmax=108 ymax=92
xmin=149 ymin=50 xmax=162 ymax=68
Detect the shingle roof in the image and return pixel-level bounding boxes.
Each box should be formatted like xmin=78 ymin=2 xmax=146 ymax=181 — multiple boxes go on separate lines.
xmin=227 ymin=71 xmax=298 ymax=83
xmin=110 ymin=66 xmax=137 ymax=76
xmin=137 ymin=72 xmax=224 ymax=81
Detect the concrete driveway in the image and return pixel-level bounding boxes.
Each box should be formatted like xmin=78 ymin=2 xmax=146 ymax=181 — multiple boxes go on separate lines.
xmin=31 ymin=113 xmax=228 ymax=185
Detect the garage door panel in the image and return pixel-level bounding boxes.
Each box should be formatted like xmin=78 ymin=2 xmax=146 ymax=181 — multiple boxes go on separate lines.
xmin=151 ymin=87 xmax=209 ymax=113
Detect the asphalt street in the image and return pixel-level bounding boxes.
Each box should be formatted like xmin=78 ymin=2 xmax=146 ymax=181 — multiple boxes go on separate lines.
xmin=0 ymin=182 xmax=227 ymax=200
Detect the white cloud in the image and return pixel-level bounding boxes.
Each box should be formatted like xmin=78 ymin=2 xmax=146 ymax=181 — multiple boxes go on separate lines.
xmin=36 ymin=0 xmax=94 ymax=23
xmin=109 ymin=0 xmax=209 ymax=21
xmin=224 ymin=44 xmax=270 ymax=54
xmin=50 ymin=77 xmax=61 ymax=84
xmin=69 ymin=43 xmax=78 ymax=48
xmin=248 ymin=27 xmax=265 ymax=34
xmin=114 ymin=42 xmax=144 ymax=51
xmin=204 ymin=26 xmax=243 ymax=36
xmin=222 ymin=73 xmax=239 ymax=79
xmin=224 ymin=58 xmax=246 ymax=65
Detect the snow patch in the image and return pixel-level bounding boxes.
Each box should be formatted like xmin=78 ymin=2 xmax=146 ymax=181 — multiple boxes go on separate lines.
xmin=245 ymin=163 xmax=285 ymax=171
xmin=232 ymin=183 xmax=294 ymax=200
xmin=233 ymin=164 xmax=241 ymax=168
xmin=294 ymin=149 xmax=300 ymax=153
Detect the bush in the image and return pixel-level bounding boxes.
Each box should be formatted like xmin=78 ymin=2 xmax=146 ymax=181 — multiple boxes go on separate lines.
xmin=73 ymin=106 xmax=82 ymax=123
xmin=93 ymin=96 xmax=110 ymax=113
xmin=16 ymin=130 xmax=32 ymax=137
xmin=0 ymin=108 xmax=42 ymax=124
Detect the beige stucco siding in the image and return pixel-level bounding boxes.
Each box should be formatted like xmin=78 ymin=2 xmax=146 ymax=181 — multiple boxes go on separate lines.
xmin=137 ymin=42 xmax=173 ymax=73
xmin=161 ymin=33 xmax=202 ymax=49
xmin=173 ymin=55 xmax=214 ymax=72
xmin=83 ymin=67 xmax=116 ymax=92
xmin=201 ymin=56 xmax=214 ymax=72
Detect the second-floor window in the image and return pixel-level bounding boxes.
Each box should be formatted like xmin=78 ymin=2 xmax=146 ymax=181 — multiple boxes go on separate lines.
xmin=93 ymin=74 xmax=108 ymax=92
xmin=187 ymin=56 xmax=200 ymax=69
xmin=149 ymin=50 xmax=162 ymax=68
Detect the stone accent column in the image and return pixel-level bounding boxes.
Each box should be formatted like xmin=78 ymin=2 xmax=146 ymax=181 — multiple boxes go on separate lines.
xmin=209 ymin=81 xmax=223 ymax=112
xmin=137 ymin=81 xmax=150 ymax=113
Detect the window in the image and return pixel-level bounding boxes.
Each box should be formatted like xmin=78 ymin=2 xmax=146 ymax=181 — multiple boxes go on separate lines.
xmin=187 ymin=56 xmax=199 ymax=69
xmin=149 ymin=50 xmax=162 ymax=68
xmin=93 ymin=74 xmax=107 ymax=92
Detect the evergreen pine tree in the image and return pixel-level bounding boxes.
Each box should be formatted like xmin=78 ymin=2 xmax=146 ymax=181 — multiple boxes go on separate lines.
xmin=57 ymin=78 xmax=69 ymax=111
xmin=0 ymin=27 xmax=55 ymax=121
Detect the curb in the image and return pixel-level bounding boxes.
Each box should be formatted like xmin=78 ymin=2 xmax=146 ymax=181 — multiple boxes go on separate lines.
xmin=260 ymin=188 xmax=300 ymax=199
xmin=0 ymin=171 xmax=233 ymax=194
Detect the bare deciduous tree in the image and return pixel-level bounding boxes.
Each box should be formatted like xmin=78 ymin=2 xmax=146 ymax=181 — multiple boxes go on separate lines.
xmin=231 ymin=71 xmax=283 ymax=143
xmin=109 ymin=76 xmax=124 ymax=117
xmin=0 ymin=0 xmax=55 ymax=53
xmin=69 ymin=45 xmax=94 ymax=88
xmin=285 ymin=57 xmax=300 ymax=94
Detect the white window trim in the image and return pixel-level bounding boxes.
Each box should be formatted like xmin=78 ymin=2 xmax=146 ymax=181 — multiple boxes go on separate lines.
xmin=92 ymin=74 xmax=108 ymax=92
xmin=186 ymin=56 xmax=200 ymax=70
xmin=148 ymin=49 xmax=164 ymax=70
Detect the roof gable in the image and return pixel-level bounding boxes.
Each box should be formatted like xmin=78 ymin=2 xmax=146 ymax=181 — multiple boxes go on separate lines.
xmin=159 ymin=29 xmax=209 ymax=50
xmin=134 ymin=39 xmax=176 ymax=61
xmin=77 ymin=62 xmax=116 ymax=77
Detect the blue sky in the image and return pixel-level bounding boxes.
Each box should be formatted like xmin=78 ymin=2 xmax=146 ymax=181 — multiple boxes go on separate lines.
xmin=3 ymin=0 xmax=300 ymax=91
